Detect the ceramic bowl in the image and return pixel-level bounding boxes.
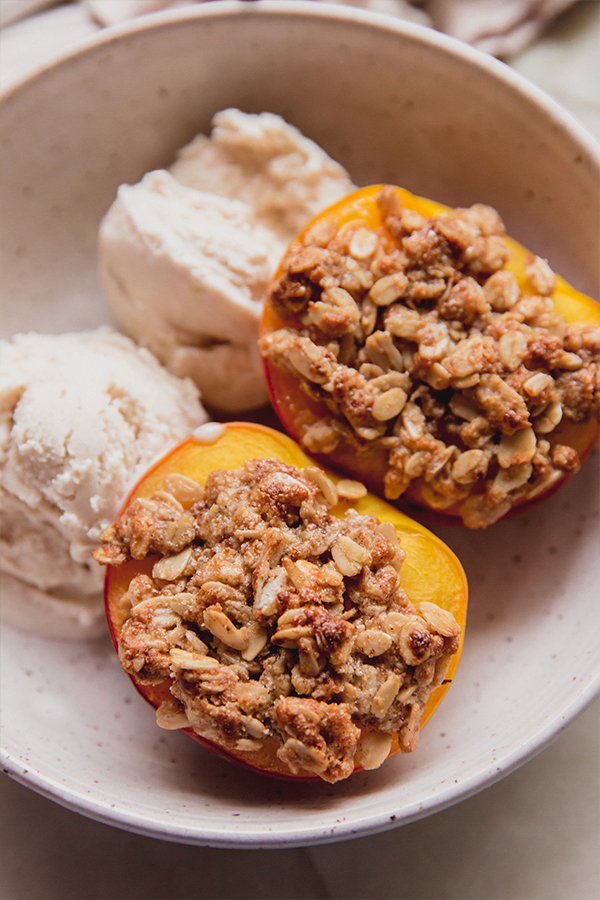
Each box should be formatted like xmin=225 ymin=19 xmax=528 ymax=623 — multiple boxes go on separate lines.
xmin=1 ymin=0 xmax=599 ymax=849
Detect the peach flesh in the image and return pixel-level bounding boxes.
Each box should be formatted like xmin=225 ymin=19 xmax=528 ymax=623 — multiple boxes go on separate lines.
xmin=260 ymin=185 xmax=600 ymax=526
xmin=104 ymin=422 xmax=468 ymax=780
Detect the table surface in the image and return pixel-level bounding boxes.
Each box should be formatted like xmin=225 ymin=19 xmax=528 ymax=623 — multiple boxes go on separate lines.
xmin=1 ymin=3 xmax=599 ymax=898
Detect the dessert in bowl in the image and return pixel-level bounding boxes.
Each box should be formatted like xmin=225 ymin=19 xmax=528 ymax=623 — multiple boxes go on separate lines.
xmin=1 ymin=0 xmax=598 ymax=847
xmin=260 ymin=183 xmax=600 ymax=528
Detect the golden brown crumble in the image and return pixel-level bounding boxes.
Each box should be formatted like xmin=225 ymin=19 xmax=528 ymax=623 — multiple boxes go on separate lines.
xmin=96 ymin=458 xmax=460 ymax=782
xmin=260 ymin=186 xmax=600 ymax=528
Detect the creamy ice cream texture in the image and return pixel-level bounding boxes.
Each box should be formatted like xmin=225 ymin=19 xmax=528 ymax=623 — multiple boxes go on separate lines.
xmin=170 ymin=109 xmax=356 ymax=241
xmin=99 ymin=109 xmax=356 ymax=412
xmin=0 ymin=328 xmax=207 ymax=639
xmin=0 ymin=111 xmax=353 ymax=638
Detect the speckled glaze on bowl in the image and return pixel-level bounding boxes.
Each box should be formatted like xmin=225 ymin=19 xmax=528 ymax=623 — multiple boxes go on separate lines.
xmin=1 ymin=0 xmax=599 ymax=849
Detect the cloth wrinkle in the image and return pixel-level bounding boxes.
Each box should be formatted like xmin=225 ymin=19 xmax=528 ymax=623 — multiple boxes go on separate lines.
xmin=0 ymin=0 xmax=581 ymax=60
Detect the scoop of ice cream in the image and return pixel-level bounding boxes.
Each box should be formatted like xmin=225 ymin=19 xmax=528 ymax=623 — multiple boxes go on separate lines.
xmin=99 ymin=110 xmax=356 ymax=413
xmin=170 ymin=108 xmax=356 ymax=242
xmin=99 ymin=170 xmax=281 ymax=412
xmin=0 ymin=328 xmax=207 ymax=639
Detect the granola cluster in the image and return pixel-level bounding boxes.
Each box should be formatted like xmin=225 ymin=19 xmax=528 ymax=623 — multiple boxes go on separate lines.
xmin=260 ymin=186 xmax=600 ymax=528
xmin=95 ymin=458 xmax=460 ymax=783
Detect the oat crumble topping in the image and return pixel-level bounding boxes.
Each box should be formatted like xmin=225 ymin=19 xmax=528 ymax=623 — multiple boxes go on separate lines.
xmin=95 ymin=458 xmax=460 ymax=782
xmin=260 ymin=186 xmax=600 ymax=528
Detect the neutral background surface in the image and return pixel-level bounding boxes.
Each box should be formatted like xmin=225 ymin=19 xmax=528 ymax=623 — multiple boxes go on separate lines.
xmin=1 ymin=2 xmax=599 ymax=898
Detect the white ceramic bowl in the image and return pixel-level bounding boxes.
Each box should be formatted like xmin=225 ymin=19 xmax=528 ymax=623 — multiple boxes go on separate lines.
xmin=1 ymin=0 xmax=599 ymax=849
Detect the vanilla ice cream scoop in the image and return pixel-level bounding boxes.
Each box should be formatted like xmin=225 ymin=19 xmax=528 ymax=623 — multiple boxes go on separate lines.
xmin=170 ymin=108 xmax=356 ymax=242
xmin=0 ymin=328 xmax=207 ymax=638
xmin=99 ymin=110 xmax=356 ymax=413
xmin=99 ymin=170 xmax=280 ymax=412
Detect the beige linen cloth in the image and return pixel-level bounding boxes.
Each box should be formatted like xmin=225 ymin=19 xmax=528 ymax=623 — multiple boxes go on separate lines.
xmin=0 ymin=0 xmax=580 ymax=58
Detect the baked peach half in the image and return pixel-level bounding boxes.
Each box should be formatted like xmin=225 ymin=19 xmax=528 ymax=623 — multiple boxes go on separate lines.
xmin=260 ymin=185 xmax=600 ymax=528
xmin=96 ymin=422 xmax=467 ymax=783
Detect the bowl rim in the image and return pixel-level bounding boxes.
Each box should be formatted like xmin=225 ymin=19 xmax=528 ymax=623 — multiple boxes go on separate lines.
xmin=1 ymin=0 xmax=599 ymax=168
xmin=3 ymin=670 xmax=599 ymax=849
xmin=1 ymin=0 xmax=599 ymax=849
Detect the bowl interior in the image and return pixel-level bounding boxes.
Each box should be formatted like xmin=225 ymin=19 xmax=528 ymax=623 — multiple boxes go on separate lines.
xmin=1 ymin=1 xmax=599 ymax=848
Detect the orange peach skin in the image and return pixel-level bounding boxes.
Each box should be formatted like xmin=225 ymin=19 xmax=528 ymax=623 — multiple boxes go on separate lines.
xmin=105 ymin=422 xmax=468 ymax=780
xmin=260 ymin=185 xmax=600 ymax=523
